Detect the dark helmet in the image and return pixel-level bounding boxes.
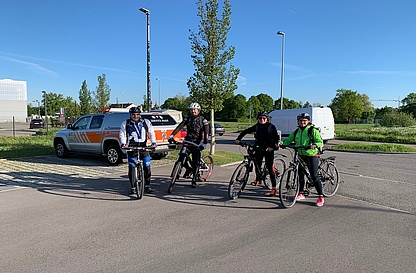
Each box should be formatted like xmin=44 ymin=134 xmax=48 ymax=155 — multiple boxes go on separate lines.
xmin=129 ymin=107 xmax=141 ymax=114
xmin=257 ymin=111 xmax=269 ymax=119
xmin=297 ymin=112 xmax=311 ymax=120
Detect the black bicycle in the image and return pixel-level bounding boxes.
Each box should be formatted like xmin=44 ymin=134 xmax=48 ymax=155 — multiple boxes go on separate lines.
xmin=228 ymin=142 xmax=286 ymax=200
xmin=168 ymin=140 xmax=214 ymax=194
xmin=279 ymin=145 xmax=340 ymax=208
xmin=123 ymin=146 xmax=155 ymax=199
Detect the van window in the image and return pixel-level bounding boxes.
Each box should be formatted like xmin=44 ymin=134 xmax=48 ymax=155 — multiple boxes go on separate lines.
xmin=142 ymin=114 xmax=177 ymax=126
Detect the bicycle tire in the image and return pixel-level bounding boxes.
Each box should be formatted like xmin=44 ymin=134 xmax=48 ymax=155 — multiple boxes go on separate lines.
xmin=279 ymin=167 xmax=300 ymax=208
xmin=264 ymin=158 xmax=286 ymax=189
xmin=319 ymin=161 xmax=340 ymax=197
xmin=199 ymin=155 xmax=214 ymax=181
xmin=168 ymin=161 xmax=182 ymax=194
xmin=134 ymin=164 xmax=145 ymax=199
xmin=228 ymin=162 xmax=250 ymax=200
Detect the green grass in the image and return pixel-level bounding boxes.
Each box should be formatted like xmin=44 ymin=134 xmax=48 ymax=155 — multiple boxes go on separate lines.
xmin=333 ymin=142 xmax=416 ymax=153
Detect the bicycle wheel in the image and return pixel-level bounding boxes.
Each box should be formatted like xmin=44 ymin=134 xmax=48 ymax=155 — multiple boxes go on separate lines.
xmin=319 ymin=161 xmax=340 ymax=197
xmin=279 ymin=167 xmax=299 ymax=208
xmin=135 ymin=164 xmax=145 ymax=200
xmin=168 ymin=161 xmax=182 ymax=194
xmin=228 ymin=162 xmax=250 ymax=200
xmin=264 ymin=158 xmax=286 ymax=189
xmin=199 ymin=155 xmax=214 ymax=181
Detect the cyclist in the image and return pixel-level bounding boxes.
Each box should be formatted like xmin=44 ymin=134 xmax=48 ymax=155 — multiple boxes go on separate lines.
xmin=235 ymin=111 xmax=281 ymax=196
xmin=119 ymin=107 xmax=157 ymax=195
xmin=281 ymin=112 xmax=325 ymax=206
xmin=168 ymin=102 xmax=209 ymax=188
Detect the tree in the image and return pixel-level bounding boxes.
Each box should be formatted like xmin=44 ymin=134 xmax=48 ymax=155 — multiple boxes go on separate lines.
xmin=187 ymin=0 xmax=240 ymax=154
xmin=273 ymin=98 xmax=301 ymax=109
xmin=247 ymin=96 xmax=261 ymax=117
xmin=216 ymin=94 xmax=248 ymax=120
xmin=329 ymin=89 xmax=363 ymax=122
xmin=400 ymin=92 xmax=416 ymax=118
xmin=94 ymin=74 xmax=111 ymax=111
xmin=79 ymin=80 xmax=92 ymax=115
xmin=256 ymin=93 xmax=274 ymax=112
xmin=162 ymin=94 xmax=192 ymax=117
xmin=375 ymin=106 xmax=395 ymax=119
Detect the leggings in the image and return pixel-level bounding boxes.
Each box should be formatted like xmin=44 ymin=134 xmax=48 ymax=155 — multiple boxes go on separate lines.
xmin=298 ymin=156 xmax=323 ymax=196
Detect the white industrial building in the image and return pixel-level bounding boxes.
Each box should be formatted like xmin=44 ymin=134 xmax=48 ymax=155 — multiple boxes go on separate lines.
xmin=0 ymin=79 xmax=27 ymax=122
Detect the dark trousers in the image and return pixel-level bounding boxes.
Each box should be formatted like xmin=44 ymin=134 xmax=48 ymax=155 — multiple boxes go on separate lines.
xmin=255 ymin=150 xmax=277 ymax=187
xmin=298 ymin=156 xmax=323 ymax=196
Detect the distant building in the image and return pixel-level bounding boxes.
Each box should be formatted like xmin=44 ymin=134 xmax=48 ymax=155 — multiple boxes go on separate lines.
xmin=0 ymin=79 xmax=27 ymax=122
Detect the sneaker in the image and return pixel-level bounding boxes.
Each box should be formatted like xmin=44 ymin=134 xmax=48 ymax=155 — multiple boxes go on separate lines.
xmin=251 ymin=180 xmax=262 ymax=186
xmin=145 ymin=187 xmax=154 ymax=194
xmin=130 ymin=188 xmax=136 ymax=195
xmin=296 ymin=193 xmax=305 ymax=201
xmin=265 ymin=189 xmax=276 ymax=197
xmin=316 ymin=196 xmax=324 ymax=207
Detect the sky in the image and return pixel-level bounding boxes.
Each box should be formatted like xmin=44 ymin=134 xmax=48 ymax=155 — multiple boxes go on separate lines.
xmin=1 ymin=0 xmax=415 ymax=110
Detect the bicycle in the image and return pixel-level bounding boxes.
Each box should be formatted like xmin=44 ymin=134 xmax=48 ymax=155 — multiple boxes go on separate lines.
xmin=167 ymin=139 xmax=214 ymax=194
xmin=123 ymin=146 xmax=155 ymax=200
xmin=228 ymin=142 xmax=286 ymax=200
xmin=279 ymin=145 xmax=340 ymax=208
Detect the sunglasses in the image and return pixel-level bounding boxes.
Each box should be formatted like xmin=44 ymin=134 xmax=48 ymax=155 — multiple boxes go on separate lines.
xmin=258 ymin=117 xmax=267 ymax=120
xmin=131 ymin=113 xmax=140 ymax=116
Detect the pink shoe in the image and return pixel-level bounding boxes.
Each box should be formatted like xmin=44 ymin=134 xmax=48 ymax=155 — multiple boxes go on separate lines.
xmin=316 ymin=196 xmax=324 ymax=207
xmin=296 ymin=193 xmax=305 ymax=201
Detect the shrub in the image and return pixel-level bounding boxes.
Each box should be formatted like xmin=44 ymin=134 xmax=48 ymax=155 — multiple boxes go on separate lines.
xmin=379 ymin=112 xmax=416 ymax=127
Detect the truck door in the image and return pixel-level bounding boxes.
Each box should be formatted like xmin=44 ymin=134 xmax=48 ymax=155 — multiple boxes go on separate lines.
xmin=85 ymin=115 xmax=105 ymax=153
xmin=66 ymin=115 xmax=92 ymax=151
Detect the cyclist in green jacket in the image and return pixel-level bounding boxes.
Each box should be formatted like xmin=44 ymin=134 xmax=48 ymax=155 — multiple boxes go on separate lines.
xmin=282 ymin=112 xmax=325 ymax=207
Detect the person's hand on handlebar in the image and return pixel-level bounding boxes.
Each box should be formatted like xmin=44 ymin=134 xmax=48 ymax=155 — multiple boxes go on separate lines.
xmin=121 ymin=144 xmax=126 ymax=149
xmin=309 ymin=143 xmax=317 ymax=149
xmin=235 ymin=139 xmax=240 ymax=145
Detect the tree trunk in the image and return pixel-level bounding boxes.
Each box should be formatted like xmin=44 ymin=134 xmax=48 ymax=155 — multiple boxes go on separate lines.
xmin=210 ymin=108 xmax=216 ymax=155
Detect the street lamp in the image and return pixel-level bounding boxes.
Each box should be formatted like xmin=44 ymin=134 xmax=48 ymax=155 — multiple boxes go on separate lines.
xmin=33 ymin=100 xmax=40 ymax=117
xmin=277 ymin=31 xmax=285 ymax=110
xmin=42 ymin=90 xmax=48 ymax=133
xmin=156 ymin=78 xmax=161 ymax=107
xmin=139 ymin=7 xmax=151 ymax=112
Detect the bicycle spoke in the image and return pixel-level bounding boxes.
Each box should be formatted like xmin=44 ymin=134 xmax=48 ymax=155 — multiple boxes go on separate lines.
xmin=279 ymin=167 xmax=299 ymax=208
xmin=228 ymin=163 xmax=249 ymax=200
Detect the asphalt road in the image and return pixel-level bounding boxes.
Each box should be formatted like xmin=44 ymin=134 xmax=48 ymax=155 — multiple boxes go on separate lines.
xmin=1 ymin=129 xmax=415 ymax=272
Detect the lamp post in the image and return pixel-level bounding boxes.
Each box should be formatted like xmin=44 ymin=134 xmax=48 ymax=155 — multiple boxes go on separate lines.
xmin=139 ymin=7 xmax=151 ymax=112
xmin=156 ymin=78 xmax=161 ymax=107
xmin=33 ymin=100 xmax=40 ymax=117
xmin=42 ymin=90 xmax=48 ymax=133
xmin=277 ymin=31 xmax=285 ymax=110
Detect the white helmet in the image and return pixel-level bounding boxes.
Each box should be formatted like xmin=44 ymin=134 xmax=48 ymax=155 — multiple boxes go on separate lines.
xmin=188 ymin=102 xmax=201 ymax=111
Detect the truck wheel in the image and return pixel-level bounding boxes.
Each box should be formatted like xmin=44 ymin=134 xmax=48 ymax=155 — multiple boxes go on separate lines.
xmin=106 ymin=145 xmax=123 ymax=166
xmin=55 ymin=140 xmax=69 ymax=158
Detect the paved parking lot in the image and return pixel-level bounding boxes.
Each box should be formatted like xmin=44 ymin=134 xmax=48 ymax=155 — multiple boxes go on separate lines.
xmin=0 ymin=155 xmax=173 ymax=192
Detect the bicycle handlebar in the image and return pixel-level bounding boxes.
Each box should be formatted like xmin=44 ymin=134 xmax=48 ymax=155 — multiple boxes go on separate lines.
xmin=122 ymin=146 xmax=155 ymax=152
xmin=168 ymin=138 xmax=201 ymax=148
xmin=237 ymin=141 xmax=279 ymax=151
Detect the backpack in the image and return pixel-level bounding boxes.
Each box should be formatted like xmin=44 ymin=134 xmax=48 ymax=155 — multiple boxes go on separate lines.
xmin=294 ymin=125 xmax=323 ymax=154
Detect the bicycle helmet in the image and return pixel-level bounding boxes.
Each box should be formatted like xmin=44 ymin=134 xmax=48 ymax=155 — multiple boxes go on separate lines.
xmin=188 ymin=102 xmax=201 ymax=111
xmin=129 ymin=106 xmax=141 ymax=114
xmin=297 ymin=112 xmax=310 ymax=120
xmin=257 ymin=111 xmax=269 ymax=119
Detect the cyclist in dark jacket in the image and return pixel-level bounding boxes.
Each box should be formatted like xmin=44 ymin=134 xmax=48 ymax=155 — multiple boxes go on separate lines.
xmin=235 ymin=111 xmax=280 ymax=196
xmin=169 ymin=102 xmax=210 ymax=187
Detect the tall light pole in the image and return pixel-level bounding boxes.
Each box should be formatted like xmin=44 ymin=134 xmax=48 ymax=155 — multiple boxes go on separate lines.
xmin=155 ymin=78 xmax=161 ymax=107
xmin=42 ymin=90 xmax=48 ymax=133
xmin=139 ymin=7 xmax=151 ymax=112
xmin=277 ymin=31 xmax=285 ymax=110
xmin=33 ymin=100 xmax=40 ymax=117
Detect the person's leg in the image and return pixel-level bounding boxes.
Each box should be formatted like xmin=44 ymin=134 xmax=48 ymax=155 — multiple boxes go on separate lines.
xmin=252 ymin=151 xmax=263 ymax=185
xmin=296 ymin=165 xmax=306 ymax=200
xmin=127 ymin=151 xmax=136 ymax=194
xmin=191 ymin=148 xmax=201 ymax=185
xmin=265 ymin=152 xmax=276 ymax=187
xmin=140 ymin=150 xmax=153 ymax=193
xmin=308 ymin=156 xmax=324 ymax=206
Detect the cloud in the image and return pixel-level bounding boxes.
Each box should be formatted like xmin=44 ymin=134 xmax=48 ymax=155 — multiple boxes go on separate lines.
xmin=0 ymin=56 xmax=58 ymax=76
xmin=237 ymin=75 xmax=247 ymax=86
xmin=338 ymin=70 xmax=416 ymax=76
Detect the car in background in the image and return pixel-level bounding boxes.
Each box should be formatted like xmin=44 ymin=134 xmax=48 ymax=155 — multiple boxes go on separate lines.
xmin=29 ymin=118 xmax=45 ymax=129
xmin=213 ymin=123 xmax=225 ymax=136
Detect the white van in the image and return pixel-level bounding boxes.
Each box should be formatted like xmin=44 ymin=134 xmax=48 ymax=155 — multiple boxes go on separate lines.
xmin=269 ymin=107 xmax=335 ymax=143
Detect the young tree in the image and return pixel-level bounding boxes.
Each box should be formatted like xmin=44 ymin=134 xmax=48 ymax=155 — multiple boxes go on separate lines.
xmin=329 ymin=89 xmax=364 ymax=122
xmin=187 ymin=0 xmax=240 ymax=154
xmin=79 ymin=80 xmax=92 ymax=115
xmin=94 ymin=74 xmax=111 ymax=111
xmin=273 ymin=98 xmax=301 ymax=109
